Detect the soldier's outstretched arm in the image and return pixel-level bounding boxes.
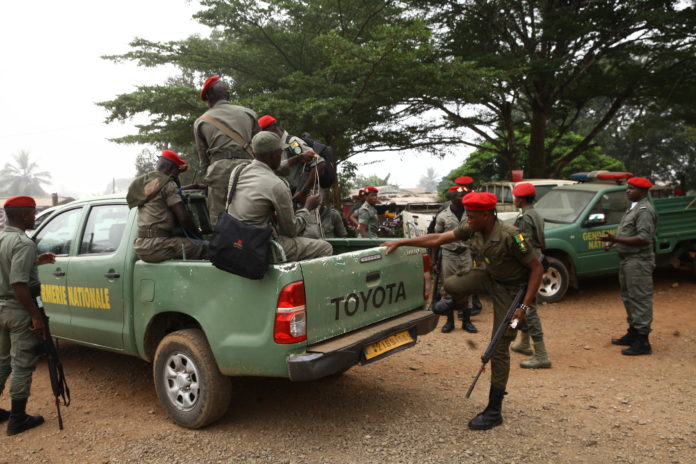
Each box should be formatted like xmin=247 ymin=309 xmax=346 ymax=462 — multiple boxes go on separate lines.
xmin=381 ymin=231 xmax=457 ymax=255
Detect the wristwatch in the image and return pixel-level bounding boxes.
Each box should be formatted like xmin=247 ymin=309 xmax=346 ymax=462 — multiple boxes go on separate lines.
xmin=519 ymin=303 xmax=531 ymax=313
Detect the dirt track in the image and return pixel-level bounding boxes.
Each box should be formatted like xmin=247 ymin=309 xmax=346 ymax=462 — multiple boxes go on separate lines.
xmin=1 ymin=268 xmax=695 ymax=464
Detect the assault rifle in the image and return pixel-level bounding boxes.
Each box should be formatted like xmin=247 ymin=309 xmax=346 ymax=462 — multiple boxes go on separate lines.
xmin=465 ymin=286 xmax=526 ymax=398
xmin=30 ymin=284 xmax=71 ymax=429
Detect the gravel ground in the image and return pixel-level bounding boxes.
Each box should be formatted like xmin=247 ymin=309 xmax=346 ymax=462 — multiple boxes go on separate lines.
xmin=1 ymin=268 xmax=695 ymax=464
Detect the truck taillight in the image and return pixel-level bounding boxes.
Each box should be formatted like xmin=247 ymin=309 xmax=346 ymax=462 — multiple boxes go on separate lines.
xmin=422 ymin=254 xmax=431 ymax=301
xmin=274 ymin=281 xmax=307 ymax=344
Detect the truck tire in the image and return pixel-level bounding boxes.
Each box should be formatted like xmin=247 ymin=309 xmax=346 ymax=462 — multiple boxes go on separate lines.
xmin=537 ymin=257 xmax=569 ymax=304
xmin=153 ymin=329 xmax=232 ymax=429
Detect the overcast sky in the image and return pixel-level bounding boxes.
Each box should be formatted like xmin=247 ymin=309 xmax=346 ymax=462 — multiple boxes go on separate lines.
xmin=0 ymin=0 xmax=470 ymax=199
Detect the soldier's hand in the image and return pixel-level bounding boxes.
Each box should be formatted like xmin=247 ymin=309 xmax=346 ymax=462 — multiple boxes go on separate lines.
xmin=304 ymin=194 xmax=321 ymax=211
xmin=38 ymin=252 xmax=56 ymax=265
xmin=510 ymin=307 xmax=526 ymax=329
xmin=299 ymin=151 xmax=317 ymax=164
xmin=29 ymin=316 xmax=46 ymax=337
xmin=381 ymin=241 xmax=401 ymax=255
xmin=599 ymin=232 xmax=614 ymax=243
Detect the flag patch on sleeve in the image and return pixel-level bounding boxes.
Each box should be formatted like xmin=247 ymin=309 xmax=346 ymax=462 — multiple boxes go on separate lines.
xmin=514 ymin=233 xmax=529 ymax=253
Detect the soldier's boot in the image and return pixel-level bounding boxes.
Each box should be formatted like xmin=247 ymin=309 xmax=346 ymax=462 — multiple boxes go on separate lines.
xmin=470 ymin=294 xmax=482 ymax=316
xmin=468 ymin=386 xmax=505 ymax=430
xmin=433 ymin=299 xmax=456 ymax=315
xmin=511 ymin=331 xmax=533 ymax=355
xmin=441 ymin=311 xmax=455 ymax=333
xmin=6 ymin=399 xmax=44 ymax=436
xmin=611 ymin=327 xmax=638 ymax=346
xmin=461 ymin=306 xmax=478 ymax=333
xmin=520 ymin=340 xmax=552 ymax=369
xmin=0 ymin=409 xmax=9 ymax=423
xmin=621 ymin=333 xmax=652 ymax=356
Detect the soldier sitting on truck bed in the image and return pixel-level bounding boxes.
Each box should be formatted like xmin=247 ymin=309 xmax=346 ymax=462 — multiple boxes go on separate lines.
xmin=226 ymin=132 xmax=332 ymax=262
xmin=127 ymin=150 xmax=209 ymax=263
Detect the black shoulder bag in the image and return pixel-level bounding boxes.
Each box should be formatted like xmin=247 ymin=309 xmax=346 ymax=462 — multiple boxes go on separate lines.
xmin=209 ymin=164 xmax=273 ymax=279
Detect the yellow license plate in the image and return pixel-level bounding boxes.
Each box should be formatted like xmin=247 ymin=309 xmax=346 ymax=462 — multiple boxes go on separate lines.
xmin=363 ymin=330 xmax=414 ymax=360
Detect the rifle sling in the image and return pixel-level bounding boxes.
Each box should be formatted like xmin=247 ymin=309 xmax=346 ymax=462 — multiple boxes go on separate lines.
xmin=200 ymin=114 xmax=255 ymax=159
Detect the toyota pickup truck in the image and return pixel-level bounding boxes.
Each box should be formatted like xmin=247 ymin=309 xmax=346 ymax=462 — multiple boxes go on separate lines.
xmin=32 ymin=194 xmax=438 ymax=428
xmin=531 ymin=182 xmax=696 ymax=302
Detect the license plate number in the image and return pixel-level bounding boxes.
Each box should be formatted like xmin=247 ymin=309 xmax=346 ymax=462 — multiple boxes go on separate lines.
xmin=363 ymin=330 xmax=414 ymax=360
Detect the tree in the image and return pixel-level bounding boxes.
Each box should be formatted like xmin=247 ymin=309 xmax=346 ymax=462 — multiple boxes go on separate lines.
xmin=417 ymin=167 xmax=439 ymax=192
xmin=413 ymin=0 xmax=696 ymax=178
xmin=0 ymin=151 xmax=52 ymax=196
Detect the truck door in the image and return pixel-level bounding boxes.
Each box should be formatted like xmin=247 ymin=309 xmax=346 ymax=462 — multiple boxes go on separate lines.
xmin=575 ymin=190 xmax=627 ymax=274
xmin=66 ymin=203 xmax=130 ymax=350
xmin=35 ymin=206 xmax=84 ymax=339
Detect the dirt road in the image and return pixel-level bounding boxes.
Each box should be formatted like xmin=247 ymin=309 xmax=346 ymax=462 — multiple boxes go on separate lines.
xmin=1 ymin=269 xmax=694 ymax=464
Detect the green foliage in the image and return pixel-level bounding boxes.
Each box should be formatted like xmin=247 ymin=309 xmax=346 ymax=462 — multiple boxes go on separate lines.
xmin=0 ymin=151 xmax=52 ymax=196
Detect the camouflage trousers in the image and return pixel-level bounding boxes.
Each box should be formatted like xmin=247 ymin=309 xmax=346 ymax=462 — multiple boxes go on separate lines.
xmin=205 ymin=159 xmax=250 ymax=227
xmin=134 ymin=237 xmax=209 ymax=263
xmin=440 ymin=250 xmax=472 ymax=300
xmin=275 ymin=235 xmax=333 ymax=262
xmin=619 ymin=255 xmax=654 ymax=335
xmin=444 ymin=269 xmax=525 ymax=390
xmin=0 ymin=303 xmax=42 ymax=400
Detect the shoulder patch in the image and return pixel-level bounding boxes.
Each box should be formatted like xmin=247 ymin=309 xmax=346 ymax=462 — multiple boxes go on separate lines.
xmin=513 ymin=233 xmax=529 ymax=254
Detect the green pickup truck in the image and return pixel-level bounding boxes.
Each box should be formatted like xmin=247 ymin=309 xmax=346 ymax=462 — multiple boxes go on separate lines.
xmin=32 ymin=194 xmax=438 ymax=428
xmin=531 ymin=183 xmax=696 ymax=302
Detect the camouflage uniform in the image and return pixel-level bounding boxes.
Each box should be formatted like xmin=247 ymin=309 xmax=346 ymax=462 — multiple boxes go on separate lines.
xmin=132 ymin=175 xmax=208 ymax=263
xmin=434 ymin=207 xmax=471 ymax=295
xmin=0 ymin=226 xmax=42 ymax=400
xmin=616 ymin=197 xmax=657 ymax=335
xmin=444 ymin=220 xmax=538 ymax=390
xmin=194 ymin=100 xmax=259 ymax=227
xmin=226 ymin=161 xmax=332 ymax=262
xmin=358 ymin=203 xmax=379 ymax=238
xmin=302 ymin=207 xmax=347 ymax=239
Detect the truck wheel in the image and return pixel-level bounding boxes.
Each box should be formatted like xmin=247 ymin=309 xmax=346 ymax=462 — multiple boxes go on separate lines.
xmin=537 ymin=257 xmax=569 ymax=304
xmin=153 ymin=329 xmax=232 ymax=429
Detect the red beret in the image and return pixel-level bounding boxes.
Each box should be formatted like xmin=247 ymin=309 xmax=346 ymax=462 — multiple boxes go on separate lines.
xmin=358 ymin=188 xmax=365 ymax=195
xmin=448 ymin=185 xmax=469 ymax=193
xmin=628 ymin=177 xmax=653 ymax=189
xmin=258 ymin=115 xmax=277 ymax=129
xmin=462 ymin=192 xmax=497 ymax=211
xmin=365 ymin=186 xmax=379 ymax=193
xmin=455 ymin=176 xmax=474 ymax=186
xmin=4 ymin=196 xmax=36 ymax=208
xmin=161 ymin=150 xmax=187 ymax=170
xmin=200 ymin=75 xmax=220 ymax=101
xmin=512 ymin=182 xmax=536 ymax=197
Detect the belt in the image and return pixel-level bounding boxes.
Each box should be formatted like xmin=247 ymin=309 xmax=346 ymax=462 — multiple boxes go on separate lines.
xmin=209 ymin=150 xmax=251 ymax=164
xmin=137 ymin=228 xmax=172 ymax=239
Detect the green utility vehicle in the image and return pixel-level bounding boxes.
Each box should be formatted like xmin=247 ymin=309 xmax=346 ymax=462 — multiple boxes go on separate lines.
xmin=33 ymin=194 xmax=438 ymax=428
xmin=532 ymin=183 xmax=696 ymax=303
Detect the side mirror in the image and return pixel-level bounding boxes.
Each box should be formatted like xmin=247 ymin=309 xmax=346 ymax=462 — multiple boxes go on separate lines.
xmin=582 ymin=213 xmax=606 ymax=227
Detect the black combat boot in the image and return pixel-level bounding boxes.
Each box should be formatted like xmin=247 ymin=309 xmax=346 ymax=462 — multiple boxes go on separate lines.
xmin=441 ymin=311 xmax=455 ymax=333
xmin=461 ymin=306 xmax=478 ymax=333
xmin=470 ymin=294 xmax=482 ymax=316
xmin=433 ymin=299 xmax=456 ymax=315
xmin=468 ymin=386 xmax=505 ymax=430
xmin=6 ymin=398 xmax=44 ymax=436
xmin=0 ymin=408 xmax=9 ymax=423
xmin=621 ymin=333 xmax=652 ymax=356
xmin=611 ymin=327 xmax=638 ymax=346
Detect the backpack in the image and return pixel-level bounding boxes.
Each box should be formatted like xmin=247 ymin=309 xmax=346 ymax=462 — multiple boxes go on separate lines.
xmin=300 ymin=133 xmax=337 ymax=189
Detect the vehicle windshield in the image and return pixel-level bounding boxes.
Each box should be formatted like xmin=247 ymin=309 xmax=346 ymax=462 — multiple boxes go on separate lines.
xmin=535 ymin=189 xmax=596 ymax=224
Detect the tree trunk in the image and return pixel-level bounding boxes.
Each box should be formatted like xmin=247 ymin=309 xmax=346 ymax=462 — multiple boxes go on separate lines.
xmin=528 ymin=108 xmax=548 ymax=178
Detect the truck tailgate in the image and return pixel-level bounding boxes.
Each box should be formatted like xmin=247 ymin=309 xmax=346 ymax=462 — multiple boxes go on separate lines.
xmin=299 ymin=246 xmax=427 ymax=344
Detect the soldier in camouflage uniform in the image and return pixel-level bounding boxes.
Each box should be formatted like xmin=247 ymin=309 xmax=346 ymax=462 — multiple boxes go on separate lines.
xmin=434 ymin=186 xmax=476 ymax=333
xmin=358 ymin=187 xmax=380 ymax=238
xmin=382 ymin=192 xmax=543 ymax=430
xmin=302 ymin=203 xmax=348 ymax=239
xmin=601 ymin=177 xmax=657 ymax=356
xmin=128 ymin=151 xmax=208 ymax=263
xmin=0 ymin=196 xmax=56 ymax=435
xmin=509 ymin=183 xmax=551 ymax=368
xmin=194 ymin=76 xmax=260 ymax=227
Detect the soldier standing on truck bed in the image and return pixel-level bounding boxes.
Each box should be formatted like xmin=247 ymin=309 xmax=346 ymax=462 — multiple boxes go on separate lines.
xmin=601 ymin=177 xmax=657 ymax=356
xmin=226 ymin=132 xmax=332 ymax=261
xmin=0 ymin=196 xmax=56 ymax=435
xmin=382 ymin=192 xmax=543 ymax=430
xmin=194 ymin=75 xmax=260 ymax=227
xmin=509 ymin=183 xmax=551 ymax=369
xmin=434 ymin=185 xmax=477 ymax=334
xmin=127 ymin=151 xmax=209 ymax=263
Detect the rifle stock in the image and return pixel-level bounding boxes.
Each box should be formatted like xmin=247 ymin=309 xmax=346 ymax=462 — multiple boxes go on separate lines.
xmin=465 ymin=286 xmax=527 ymax=398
